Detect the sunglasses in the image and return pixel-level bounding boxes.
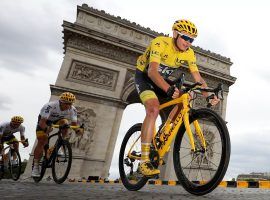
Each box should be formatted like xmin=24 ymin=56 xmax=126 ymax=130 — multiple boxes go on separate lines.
xmin=177 ymin=31 xmax=194 ymax=43
xmin=60 ymin=101 xmax=72 ymax=106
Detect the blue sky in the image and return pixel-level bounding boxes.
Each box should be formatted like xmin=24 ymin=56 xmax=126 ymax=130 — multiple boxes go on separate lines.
xmin=1 ymin=0 xmax=270 ymax=180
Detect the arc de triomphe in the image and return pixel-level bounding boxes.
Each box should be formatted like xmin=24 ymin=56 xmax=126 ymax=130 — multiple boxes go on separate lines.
xmin=25 ymin=4 xmax=236 ymax=180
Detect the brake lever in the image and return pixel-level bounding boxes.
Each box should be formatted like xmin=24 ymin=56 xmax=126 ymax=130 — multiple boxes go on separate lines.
xmin=215 ymin=83 xmax=224 ymax=100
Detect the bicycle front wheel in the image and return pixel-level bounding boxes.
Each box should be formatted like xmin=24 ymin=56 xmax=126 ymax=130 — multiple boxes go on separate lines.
xmin=173 ymin=108 xmax=230 ymax=195
xmin=9 ymin=149 xmax=22 ymax=181
xmin=119 ymin=123 xmax=148 ymax=191
xmin=52 ymin=140 xmax=72 ymax=184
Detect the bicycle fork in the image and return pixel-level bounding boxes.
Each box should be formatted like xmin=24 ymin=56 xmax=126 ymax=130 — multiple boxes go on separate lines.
xmin=183 ymin=110 xmax=207 ymax=152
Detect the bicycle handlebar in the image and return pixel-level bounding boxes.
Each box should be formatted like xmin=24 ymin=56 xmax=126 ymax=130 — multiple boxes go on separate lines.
xmin=174 ymin=73 xmax=224 ymax=107
xmin=51 ymin=123 xmax=84 ymax=130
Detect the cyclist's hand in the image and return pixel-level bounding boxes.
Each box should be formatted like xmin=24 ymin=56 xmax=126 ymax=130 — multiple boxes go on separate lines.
xmin=46 ymin=126 xmax=53 ymax=134
xmin=206 ymin=94 xmax=220 ymax=106
xmin=22 ymin=139 xmax=29 ymax=147
xmin=75 ymin=128 xmax=84 ymax=136
xmin=59 ymin=124 xmax=70 ymax=130
xmin=166 ymin=85 xmax=180 ymax=99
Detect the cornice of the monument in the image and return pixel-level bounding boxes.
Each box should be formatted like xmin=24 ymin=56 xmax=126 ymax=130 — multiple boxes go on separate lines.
xmin=62 ymin=20 xmax=145 ymax=53
xmin=78 ymin=4 xmax=164 ymax=38
xmin=77 ymin=4 xmax=232 ymax=64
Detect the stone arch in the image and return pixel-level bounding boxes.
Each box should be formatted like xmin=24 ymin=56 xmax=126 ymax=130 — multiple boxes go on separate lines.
xmin=24 ymin=4 xmax=236 ymax=180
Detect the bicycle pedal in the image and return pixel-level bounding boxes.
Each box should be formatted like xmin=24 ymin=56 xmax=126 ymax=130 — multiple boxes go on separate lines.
xmin=145 ymin=174 xmax=159 ymax=179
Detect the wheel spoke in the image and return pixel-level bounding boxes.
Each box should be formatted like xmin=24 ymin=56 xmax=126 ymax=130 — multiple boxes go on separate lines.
xmin=175 ymin=109 xmax=230 ymax=195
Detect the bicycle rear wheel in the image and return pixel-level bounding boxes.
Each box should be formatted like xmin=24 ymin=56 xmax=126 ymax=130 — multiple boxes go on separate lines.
xmin=52 ymin=140 xmax=72 ymax=184
xmin=173 ymin=108 xmax=230 ymax=195
xmin=32 ymin=152 xmax=47 ymax=183
xmin=119 ymin=123 xmax=149 ymax=191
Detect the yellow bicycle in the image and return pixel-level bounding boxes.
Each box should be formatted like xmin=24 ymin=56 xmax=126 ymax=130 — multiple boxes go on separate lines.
xmin=119 ymin=74 xmax=230 ymax=195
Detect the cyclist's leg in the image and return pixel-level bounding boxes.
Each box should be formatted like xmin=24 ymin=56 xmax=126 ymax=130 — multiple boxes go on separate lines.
xmin=32 ymin=127 xmax=48 ymax=177
xmin=140 ymin=97 xmax=161 ymax=176
xmin=135 ymin=70 xmax=160 ymax=176
xmin=7 ymin=136 xmax=19 ymax=161
xmin=55 ymin=119 xmax=69 ymax=138
xmin=54 ymin=119 xmax=69 ymax=156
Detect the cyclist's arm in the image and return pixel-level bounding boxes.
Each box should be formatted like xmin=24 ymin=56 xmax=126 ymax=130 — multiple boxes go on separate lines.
xmin=191 ymin=71 xmax=219 ymax=106
xmin=191 ymin=71 xmax=209 ymax=98
xmin=148 ymin=62 xmax=170 ymax=92
xmin=19 ymin=125 xmax=26 ymax=140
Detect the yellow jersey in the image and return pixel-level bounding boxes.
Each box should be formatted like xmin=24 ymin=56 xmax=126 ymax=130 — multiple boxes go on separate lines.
xmin=136 ymin=36 xmax=198 ymax=82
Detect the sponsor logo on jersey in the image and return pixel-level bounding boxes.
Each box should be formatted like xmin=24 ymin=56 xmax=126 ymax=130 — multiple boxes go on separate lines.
xmin=135 ymin=84 xmax=141 ymax=93
xmin=45 ymin=105 xmax=52 ymax=114
xmin=151 ymin=50 xmax=159 ymax=56
xmin=158 ymin=65 xmax=174 ymax=76
xmin=175 ymin=58 xmax=188 ymax=66
xmin=155 ymin=42 xmax=160 ymax=47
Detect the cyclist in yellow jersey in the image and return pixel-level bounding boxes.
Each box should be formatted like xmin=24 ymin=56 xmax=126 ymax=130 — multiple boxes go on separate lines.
xmin=135 ymin=19 xmax=220 ymax=176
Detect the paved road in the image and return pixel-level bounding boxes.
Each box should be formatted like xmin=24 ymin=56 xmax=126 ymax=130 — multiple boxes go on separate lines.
xmin=0 ymin=179 xmax=270 ymax=200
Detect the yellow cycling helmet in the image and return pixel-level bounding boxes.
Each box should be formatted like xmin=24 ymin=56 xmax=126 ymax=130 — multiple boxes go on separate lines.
xmin=172 ymin=19 xmax=198 ymax=38
xmin=11 ymin=116 xmax=24 ymax=124
xmin=59 ymin=92 xmax=76 ymax=104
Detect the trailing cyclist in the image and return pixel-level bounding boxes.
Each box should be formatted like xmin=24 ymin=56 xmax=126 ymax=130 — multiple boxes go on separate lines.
xmin=31 ymin=92 xmax=83 ymax=177
xmin=0 ymin=116 xmax=29 ymax=164
xmin=135 ymin=19 xmax=220 ymax=176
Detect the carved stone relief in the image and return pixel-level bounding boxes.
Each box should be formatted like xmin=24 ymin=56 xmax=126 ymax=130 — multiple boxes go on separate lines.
xmin=67 ymin=60 xmax=119 ymax=91
xmin=68 ymin=107 xmax=97 ymax=155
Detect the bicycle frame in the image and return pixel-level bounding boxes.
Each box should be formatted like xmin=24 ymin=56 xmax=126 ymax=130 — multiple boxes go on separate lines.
xmin=128 ymin=93 xmax=207 ymax=162
xmin=44 ymin=124 xmax=81 ymax=167
xmin=44 ymin=124 xmax=81 ymax=166
xmin=1 ymin=140 xmax=25 ymax=161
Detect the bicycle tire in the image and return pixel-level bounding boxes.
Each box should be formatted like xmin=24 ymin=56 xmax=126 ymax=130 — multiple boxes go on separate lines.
xmin=32 ymin=153 xmax=47 ymax=183
xmin=173 ymin=108 xmax=230 ymax=195
xmin=9 ymin=149 xmax=22 ymax=181
xmin=119 ymin=123 xmax=149 ymax=191
xmin=52 ymin=140 xmax=72 ymax=184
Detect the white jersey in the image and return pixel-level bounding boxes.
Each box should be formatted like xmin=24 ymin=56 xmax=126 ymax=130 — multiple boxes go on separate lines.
xmin=0 ymin=122 xmax=25 ymax=137
xmin=39 ymin=100 xmax=77 ymax=123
